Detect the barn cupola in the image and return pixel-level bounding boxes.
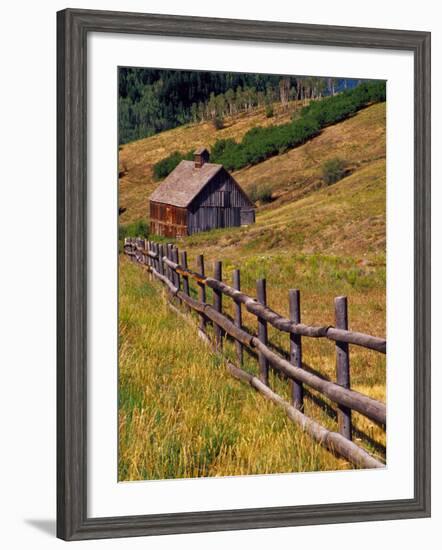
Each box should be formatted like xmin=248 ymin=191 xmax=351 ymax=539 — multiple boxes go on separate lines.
xmin=194 ymin=147 xmax=210 ymax=168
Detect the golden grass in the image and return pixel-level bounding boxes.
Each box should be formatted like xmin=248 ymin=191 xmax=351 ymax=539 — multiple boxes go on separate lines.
xmin=118 ymin=99 xmax=386 ymax=479
xmin=119 ymin=102 xmax=385 ymax=225
xmin=183 ymin=158 xmax=385 ymax=260
xmin=234 ymin=102 xmax=386 ymax=204
xmin=119 ymin=259 xmax=354 ymax=481
xmin=119 ymin=99 xmax=311 ymax=224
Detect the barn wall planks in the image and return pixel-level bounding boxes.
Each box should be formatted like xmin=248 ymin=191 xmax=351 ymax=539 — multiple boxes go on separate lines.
xmin=149 ymin=163 xmax=255 ymax=237
xmin=149 ymin=201 xmax=188 ymax=238
xmin=187 ymin=170 xmax=253 ymax=234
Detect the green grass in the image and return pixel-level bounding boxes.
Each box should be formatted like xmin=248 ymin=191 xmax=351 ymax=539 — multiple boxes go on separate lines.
xmin=152 ymin=81 xmax=385 ymax=178
xmin=118 ymin=259 xmax=359 ymax=481
xmin=177 ymin=158 xmax=385 ymax=260
xmin=118 ymin=99 xmax=386 ymax=480
xmin=119 ymin=251 xmax=386 ymax=481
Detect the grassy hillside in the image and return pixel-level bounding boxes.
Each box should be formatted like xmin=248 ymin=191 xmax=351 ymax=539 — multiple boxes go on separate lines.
xmin=234 ymin=102 xmax=385 ymax=210
xmin=119 ymin=235 xmax=386 ymax=480
xmin=119 ymin=260 xmax=350 ymax=480
xmin=119 ymin=99 xmax=306 ymax=224
xmin=119 ymin=101 xmax=385 ymax=228
xmin=118 ymin=100 xmax=386 ymax=478
xmin=185 ymin=158 xmax=385 ymax=260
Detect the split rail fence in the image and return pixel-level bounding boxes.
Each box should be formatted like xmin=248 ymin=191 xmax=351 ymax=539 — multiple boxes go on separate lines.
xmin=124 ymin=237 xmax=387 ymax=470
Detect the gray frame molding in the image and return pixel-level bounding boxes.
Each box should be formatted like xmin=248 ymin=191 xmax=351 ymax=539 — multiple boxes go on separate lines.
xmin=57 ymin=8 xmax=431 ymax=541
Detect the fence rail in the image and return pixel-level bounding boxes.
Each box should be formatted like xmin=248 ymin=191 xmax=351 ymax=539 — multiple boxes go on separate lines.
xmin=124 ymin=237 xmax=387 ymax=470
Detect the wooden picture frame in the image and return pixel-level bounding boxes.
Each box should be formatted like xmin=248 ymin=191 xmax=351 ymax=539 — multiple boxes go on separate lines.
xmin=57 ymin=8 xmax=431 ymax=541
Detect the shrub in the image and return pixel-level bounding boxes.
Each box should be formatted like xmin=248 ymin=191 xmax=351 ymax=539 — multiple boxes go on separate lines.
xmin=153 ymin=151 xmax=184 ymax=180
xmin=249 ymin=183 xmax=273 ymax=204
xmin=322 ymin=158 xmax=346 ymax=184
xmin=153 ymin=81 xmax=386 ymax=178
xmin=211 ymin=138 xmax=234 ymax=158
xmin=119 ymin=220 xmax=149 ymax=241
xmin=152 ymin=149 xmax=194 ymax=180
xmin=265 ymin=104 xmax=274 ymax=118
xmin=213 ymin=116 xmax=224 ymax=130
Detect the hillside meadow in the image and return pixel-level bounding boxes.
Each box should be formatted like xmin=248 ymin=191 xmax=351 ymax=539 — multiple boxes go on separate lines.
xmin=119 ymin=99 xmax=307 ymax=224
xmin=118 ymin=100 xmax=386 ymax=480
xmin=119 ymin=259 xmax=351 ymax=480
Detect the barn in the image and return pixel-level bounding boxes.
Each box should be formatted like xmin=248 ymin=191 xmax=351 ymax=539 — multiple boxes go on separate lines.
xmin=149 ymin=148 xmax=255 ymax=238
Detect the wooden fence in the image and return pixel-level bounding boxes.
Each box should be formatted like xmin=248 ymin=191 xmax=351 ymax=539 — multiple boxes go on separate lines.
xmin=124 ymin=237 xmax=387 ymax=470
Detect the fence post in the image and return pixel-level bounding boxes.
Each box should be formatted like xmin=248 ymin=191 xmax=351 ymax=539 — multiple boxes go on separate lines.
xmin=147 ymin=240 xmax=151 ymax=270
xmin=335 ymin=296 xmax=352 ymax=440
xmin=166 ymin=244 xmax=171 ymax=281
xmin=257 ymin=279 xmax=269 ymax=386
xmin=153 ymin=242 xmax=158 ymax=272
xmin=213 ymin=260 xmax=223 ymax=350
xmin=147 ymin=240 xmax=152 ymax=269
xmin=196 ymin=255 xmax=207 ymax=335
xmin=134 ymin=238 xmax=138 ymax=262
xmin=153 ymin=241 xmax=158 ymax=272
xmin=233 ymin=269 xmax=243 ymax=366
xmin=172 ymin=246 xmax=180 ymax=291
xmin=166 ymin=244 xmax=173 ymax=283
xmin=180 ymin=250 xmax=190 ymax=311
xmin=132 ymin=238 xmax=136 ymax=262
xmin=145 ymin=241 xmax=151 ymax=279
xmin=136 ymin=238 xmax=141 ymax=263
xmin=158 ymin=244 xmax=164 ymax=277
xmin=289 ymin=289 xmax=304 ymax=411
xmin=151 ymin=241 xmax=155 ymax=276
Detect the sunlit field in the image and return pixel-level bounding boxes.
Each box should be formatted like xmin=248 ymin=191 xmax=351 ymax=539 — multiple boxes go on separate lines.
xmin=118 ymin=98 xmax=386 ymax=480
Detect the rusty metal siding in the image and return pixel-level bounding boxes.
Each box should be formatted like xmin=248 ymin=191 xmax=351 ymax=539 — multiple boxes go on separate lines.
xmin=150 ymin=201 xmax=187 ymax=225
xmin=149 ymin=201 xmax=188 ymax=238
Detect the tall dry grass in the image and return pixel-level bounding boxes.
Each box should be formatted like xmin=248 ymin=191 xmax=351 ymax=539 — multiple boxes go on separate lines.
xmin=118 ymin=99 xmax=386 ymax=480
xmin=119 ymin=246 xmax=386 ymax=481
xmin=118 ymin=259 xmax=360 ymax=481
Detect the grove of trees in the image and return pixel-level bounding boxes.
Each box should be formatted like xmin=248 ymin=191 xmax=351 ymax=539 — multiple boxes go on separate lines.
xmin=119 ymin=67 xmax=359 ymax=144
xmin=152 ymin=80 xmax=386 ymax=179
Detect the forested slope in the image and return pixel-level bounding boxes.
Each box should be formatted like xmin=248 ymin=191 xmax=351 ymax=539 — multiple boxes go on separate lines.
xmin=119 ymin=68 xmax=359 ymax=144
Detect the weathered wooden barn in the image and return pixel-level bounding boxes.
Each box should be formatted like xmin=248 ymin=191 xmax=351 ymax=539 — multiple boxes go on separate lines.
xmin=149 ymin=148 xmax=255 ymax=238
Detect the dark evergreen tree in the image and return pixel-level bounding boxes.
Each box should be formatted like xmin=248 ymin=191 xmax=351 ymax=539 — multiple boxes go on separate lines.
xmin=118 ymin=67 xmax=362 ymax=144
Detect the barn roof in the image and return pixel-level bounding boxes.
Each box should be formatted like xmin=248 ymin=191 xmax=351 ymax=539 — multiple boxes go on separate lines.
xmin=149 ymin=160 xmax=224 ymax=208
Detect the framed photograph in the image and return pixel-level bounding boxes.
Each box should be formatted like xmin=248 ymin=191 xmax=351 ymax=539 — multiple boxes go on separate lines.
xmin=57 ymin=8 xmax=431 ymax=541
